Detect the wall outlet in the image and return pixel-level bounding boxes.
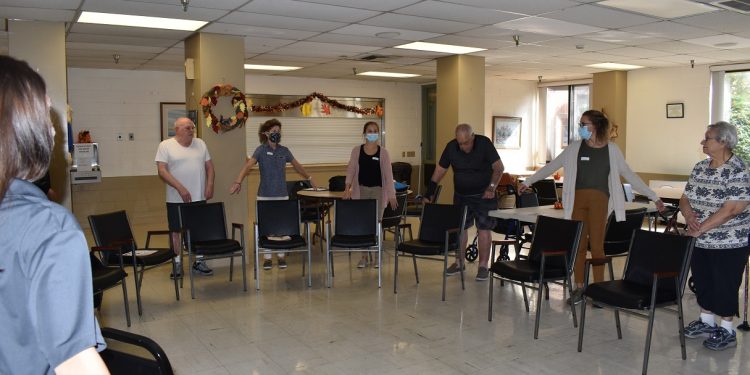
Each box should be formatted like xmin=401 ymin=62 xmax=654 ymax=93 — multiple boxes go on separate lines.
xmin=128 ymin=132 xmax=134 ymax=141
xmin=406 ymin=151 xmax=416 ymax=157
xmin=116 ymin=133 xmax=124 ymax=141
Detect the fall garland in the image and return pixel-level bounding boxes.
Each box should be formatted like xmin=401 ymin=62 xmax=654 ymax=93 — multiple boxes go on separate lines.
xmin=200 ymin=84 xmax=249 ymax=133
xmin=251 ymin=92 xmax=383 ymax=117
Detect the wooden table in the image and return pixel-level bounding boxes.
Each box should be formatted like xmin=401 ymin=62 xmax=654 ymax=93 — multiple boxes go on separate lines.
xmin=296 ymin=189 xmax=344 ymax=200
xmin=645 ymin=187 xmax=683 ymax=204
xmin=489 ymin=202 xmax=657 ymax=223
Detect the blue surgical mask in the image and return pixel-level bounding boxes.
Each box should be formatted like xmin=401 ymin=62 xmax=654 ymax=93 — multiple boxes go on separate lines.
xmin=365 ymin=133 xmax=379 ymax=142
xmin=578 ymin=126 xmax=592 ymax=140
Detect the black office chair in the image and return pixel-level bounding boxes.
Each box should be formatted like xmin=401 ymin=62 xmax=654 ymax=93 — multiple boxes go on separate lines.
xmin=394 ymin=203 xmax=468 ymax=301
xmin=531 ymin=179 xmax=558 ymax=206
xmin=178 ymin=202 xmax=246 ymax=299
xmin=391 ymin=161 xmax=412 ymax=185
xmin=254 ymin=199 xmax=312 ymax=290
xmin=602 ymin=208 xmax=648 ymax=280
xmin=90 ymin=249 xmax=131 ymax=327
xmin=100 ymin=327 xmax=174 ymax=375
xmin=382 ymin=191 xmax=410 ymax=244
xmin=326 ymin=199 xmax=382 ymax=287
xmin=287 ymin=180 xmax=326 ymax=250
xmin=488 ymin=215 xmax=583 ymax=339
xmin=577 ymin=230 xmax=695 ymax=375
xmin=89 ymin=210 xmax=178 ymax=314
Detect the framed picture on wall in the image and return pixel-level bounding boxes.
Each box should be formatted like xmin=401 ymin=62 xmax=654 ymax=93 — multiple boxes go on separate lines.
xmin=492 ymin=116 xmax=522 ymax=149
xmin=160 ymin=102 xmax=187 ymax=140
xmin=666 ymin=103 xmax=684 ymax=118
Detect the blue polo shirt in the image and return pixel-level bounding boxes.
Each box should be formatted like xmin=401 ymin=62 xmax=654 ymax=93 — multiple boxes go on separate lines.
xmin=252 ymin=143 xmax=295 ymax=197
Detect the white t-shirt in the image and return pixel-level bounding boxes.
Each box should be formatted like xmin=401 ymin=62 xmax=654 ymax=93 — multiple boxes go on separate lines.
xmin=155 ymin=137 xmax=211 ymax=203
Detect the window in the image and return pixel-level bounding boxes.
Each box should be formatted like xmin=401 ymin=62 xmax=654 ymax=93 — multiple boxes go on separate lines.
xmin=724 ymin=71 xmax=750 ymax=161
xmin=543 ymin=84 xmax=590 ymax=160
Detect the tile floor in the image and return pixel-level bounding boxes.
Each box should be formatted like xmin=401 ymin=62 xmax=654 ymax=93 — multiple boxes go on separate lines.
xmin=96 ymin=227 xmax=750 ymax=375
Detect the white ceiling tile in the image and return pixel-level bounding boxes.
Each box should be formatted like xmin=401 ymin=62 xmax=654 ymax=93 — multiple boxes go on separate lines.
xmin=201 ymin=23 xmax=318 ymax=40
xmin=67 ymin=32 xmax=181 ymax=48
xmin=361 ymin=13 xmax=480 ymax=34
xmin=558 ymin=51 xmax=632 ymax=62
xmin=493 ymin=17 xmax=604 ymax=37
xmin=239 ymin=0 xmax=380 ymax=23
xmin=675 ymin=10 xmax=750 ymax=34
xmin=596 ymin=0 xmax=717 ymax=19
xmin=66 ymin=42 xmax=166 ymax=54
xmin=578 ymin=30 xmax=671 ymax=45
xmin=381 ymin=57 xmax=433 ymax=65
xmin=455 ymin=27 xmax=557 ymax=44
xmin=683 ymin=34 xmax=750 ymax=49
xmin=368 ymin=47 xmax=449 ymax=59
xmin=0 ymin=7 xmax=75 ymax=22
xmin=544 ymin=4 xmax=659 ymax=29
xmin=127 ymin=0 xmax=248 ymax=11
xmin=693 ymin=49 xmax=750 ymax=60
xmin=266 ymin=41 xmax=381 ymax=59
xmin=307 ymin=33 xmax=407 ymax=48
xmin=292 ymin=0 xmax=420 ymax=12
xmin=603 ymin=46 xmax=674 ymax=58
xmin=250 ymin=54 xmax=337 ymax=63
xmin=652 ymin=54 xmax=723 ymax=65
xmin=82 ymin=0 xmax=228 ymax=21
xmin=0 ymin=0 xmax=79 ymax=9
xmin=219 ymin=11 xmax=345 ymax=32
xmin=638 ymin=40 xmax=718 ymax=54
xmin=328 ymin=24 xmax=441 ymax=41
xmin=395 ymin=1 xmax=524 ymax=25
xmin=244 ymin=37 xmax=297 ymax=54
xmin=440 ymin=0 xmax=581 ymax=16
xmin=620 ymin=21 xmax=721 ymax=40
xmin=68 ymin=23 xmax=192 ymax=39
xmin=614 ymin=58 xmax=681 ymax=68
xmin=535 ymin=37 xmax=621 ymax=52
xmin=424 ymin=35 xmax=514 ymax=49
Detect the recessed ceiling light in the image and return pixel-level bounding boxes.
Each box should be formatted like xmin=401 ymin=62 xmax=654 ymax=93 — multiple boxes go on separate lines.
xmin=77 ymin=11 xmax=207 ymax=31
xmin=357 ymin=71 xmax=420 ymax=78
xmin=586 ymin=62 xmax=644 ymax=70
xmin=244 ymin=64 xmax=301 ymax=71
xmin=597 ymin=0 xmax=716 ymax=19
xmin=395 ymin=42 xmax=486 ymax=55
xmin=375 ymin=32 xmax=401 ymax=38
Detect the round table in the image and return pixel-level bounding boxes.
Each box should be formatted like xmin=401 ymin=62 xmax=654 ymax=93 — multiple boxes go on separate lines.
xmin=296 ymin=189 xmax=344 ymax=200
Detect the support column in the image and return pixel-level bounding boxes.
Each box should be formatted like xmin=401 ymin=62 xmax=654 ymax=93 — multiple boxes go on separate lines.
xmin=8 ymin=20 xmax=70 ymax=209
xmin=184 ymin=33 xmax=247 ymax=229
xmin=435 ymin=55 xmax=485 ymax=202
xmin=592 ymin=71 xmax=628 ymax=155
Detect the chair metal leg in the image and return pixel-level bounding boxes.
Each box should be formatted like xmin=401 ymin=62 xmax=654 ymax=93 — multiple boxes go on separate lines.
xmin=241 ymin=251 xmax=248 ymax=292
xmin=377 ymin=241 xmax=382 ymax=289
xmin=255 ymin=249 xmax=261 ymax=291
xmin=412 ymin=254 xmax=419 ymax=284
xmin=608 ymin=261 xmax=616 ymax=281
xmin=488 ymin=270 xmax=495 ymax=321
xmin=643 ymin=280 xmax=660 ymax=375
xmin=566 ymin=267 xmax=578 ymax=328
xmin=676 ymin=279 xmax=687 ymax=360
xmin=189 ymin=252 xmax=196 ymax=299
xmin=442 ymin=251 xmax=448 ymax=301
xmin=521 ymin=282 xmax=529 ymax=312
xmin=172 ymin=258 xmax=180 ymax=301
xmin=534 ymin=280 xmax=544 ymax=339
xmin=544 ymin=282 xmax=550 ymax=300
xmin=615 ymin=309 xmax=623 ymax=339
xmin=134 ymin=263 xmax=143 ymax=316
xmin=459 ymin=257 xmax=465 ymax=291
xmin=577 ymin=293 xmax=588 ymax=352
xmin=394 ymin=250 xmax=399 ymax=294
xmin=120 ymin=277 xmax=131 ymax=327
xmin=306 ymin=223 xmax=312 ymax=287
xmin=229 ymin=256 xmax=234 ymax=282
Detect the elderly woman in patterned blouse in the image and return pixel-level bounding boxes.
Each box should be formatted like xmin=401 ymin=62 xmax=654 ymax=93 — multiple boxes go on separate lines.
xmin=681 ymin=121 xmax=750 ymax=351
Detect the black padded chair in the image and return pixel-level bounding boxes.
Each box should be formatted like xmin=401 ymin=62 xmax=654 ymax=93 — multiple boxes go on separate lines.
xmin=577 ymin=230 xmax=695 ymax=375
xmin=100 ymin=327 xmax=174 ymax=375
xmin=90 ymin=249 xmax=131 ymax=327
xmin=326 ymin=199 xmax=382 ymax=287
xmin=178 ymin=202 xmax=246 ymax=299
xmin=405 ymin=184 xmax=442 ymax=218
xmin=287 ymin=180 xmax=326 ymax=250
xmin=89 ymin=210 xmax=177 ymax=314
xmin=602 ymin=207 xmax=648 ymax=279
xmin=488 ymin=215 xmax=583 ymax=339
xmin=391 ymin=161 xmax=412 ymax=185
xmin=531 ymin=179 xmax=558 ymax=206
xmin=394 ymin=203 xmax=467 ymax=301
xmin=383 ymin=191 xmax=410 ymax=244
xmin=254 ymin=199 xmax=312 ymax=290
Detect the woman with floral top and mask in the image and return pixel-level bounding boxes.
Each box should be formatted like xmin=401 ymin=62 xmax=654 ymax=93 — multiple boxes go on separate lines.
xmin=520 ymin=110 xmax=665 ymax=303
xmin=230 ymin=118 xmax=316 ymax=270
xmin=343 ymin=121 xmax=398 ymax=268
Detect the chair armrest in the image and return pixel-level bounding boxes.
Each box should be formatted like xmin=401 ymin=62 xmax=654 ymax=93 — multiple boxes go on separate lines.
xmin=231 ymin=223 xmax=245 ymax=246
xmin=446 ymin=227 xmax=460 ymax=234
xmin=541 ymin=249 xmax=567 ymax=257
xmin=397 ymin=223 xmax=411 ymax=230
xmin=100 ymin=327 xmax=173 ymax=374
xmin=145 ymin=230 xmax=170 ymax=249
xmin=492 ymin=239 xmax=516 ymax=245
xmin=91 ymin=245 xmax=126 ymax=254
xmin=654 ymin=271 xmax=678 ymax=279
xmin=585 ymin=257 xmax=612 ymax=267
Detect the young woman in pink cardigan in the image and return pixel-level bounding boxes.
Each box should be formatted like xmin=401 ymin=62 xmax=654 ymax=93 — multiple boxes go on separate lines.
xmin=343 ymin=121 xmax=398 ymax=268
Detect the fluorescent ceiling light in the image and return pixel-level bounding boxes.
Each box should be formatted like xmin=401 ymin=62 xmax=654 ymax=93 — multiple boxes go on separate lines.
xmin=78 ymin=11 xmax=206 ymax=31
xmin=395 ymin=42 xmax=486 ymax=54
xmin=586 ymin=62 xmax=644 ymax=70
xmin=598 ymin=0 xmax=716 ymax=19
xmin=244 ymin=64 xmax=301 ymax=71
xmin=357 ymin=71 xmax=420 ymax=78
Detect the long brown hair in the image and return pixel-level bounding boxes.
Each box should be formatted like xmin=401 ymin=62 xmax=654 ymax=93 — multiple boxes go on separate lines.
xmin=0 ymin=56 xmax=53 ymax=201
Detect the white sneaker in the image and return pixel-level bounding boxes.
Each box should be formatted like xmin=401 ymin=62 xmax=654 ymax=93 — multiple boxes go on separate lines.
xmin=357 ymin=258 xmax=368 ymax=268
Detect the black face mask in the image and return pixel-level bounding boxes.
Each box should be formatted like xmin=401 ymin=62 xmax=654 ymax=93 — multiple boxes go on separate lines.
xmin=269 ymin=132 xmax=281 ymax=143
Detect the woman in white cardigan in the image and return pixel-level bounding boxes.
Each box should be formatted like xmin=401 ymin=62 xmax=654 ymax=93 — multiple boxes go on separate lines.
xmin=520 ymin=110 xmax=665 ymax=303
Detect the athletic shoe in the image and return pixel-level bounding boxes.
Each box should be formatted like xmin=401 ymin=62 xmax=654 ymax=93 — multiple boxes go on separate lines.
xmin=445 ymin=262 xmax=465 ymax=276
xmin=357 ymin=258 xmax=368 ymax=268
xmin=278 ymin=258 xmax=288 ymax=269
xmin=192 ymin=261 xmax=213 ymax=276
xmin=170 ymin=266 xmax=183 ymax=280
xmin=703 ymin=327 xmax=736 ymax=351
xmin=566 ymin=288 xmax=584 ymax=305
xmin=476 ymin=267 xmax=489 ymax=281
xmin=263 ymin=259 xmax=273 ymax=270
xmin=684 ymin=320 xmax=716 ymax=339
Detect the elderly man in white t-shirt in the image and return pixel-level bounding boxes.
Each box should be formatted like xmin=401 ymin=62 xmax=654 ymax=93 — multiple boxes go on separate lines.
xmin=155 ymin=117 xmax=215 ymax=277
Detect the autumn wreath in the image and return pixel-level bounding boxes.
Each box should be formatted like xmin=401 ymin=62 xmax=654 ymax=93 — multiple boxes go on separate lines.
xmin=199 ymin=84 xmax=249 ymax=133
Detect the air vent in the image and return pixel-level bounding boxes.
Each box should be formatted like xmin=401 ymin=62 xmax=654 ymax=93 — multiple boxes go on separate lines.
xmin=359 ymin=54 xmax=390 ymax=62
xmin=711 ymin=0 xmax=750 ymax=14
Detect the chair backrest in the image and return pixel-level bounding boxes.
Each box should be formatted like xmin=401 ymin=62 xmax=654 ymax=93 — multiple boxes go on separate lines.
xmin=382 ymin=191 xmax=408 ymax=230
xmin=649 ymin=180 xmax=687 ymax=189
xmin=517 ymin=191 xmax=539 ymax=208
xmin=418 ymin=203 xmax=466 ymax=245
xmin=527 ymin=215 xmax=583 ymax=269
xmin=603 ymin=208 xmax=647 ymax=256
xmin=89 ymin=210 xmax=136 ymax=248
xmin=622 ymin=183 xmax=635 ymax=202
xmin=178 ymin=202 xmax=228 ymax=242
xmin=391 ymin=162 xmax=412 ymax=184
xmin=256 ymin=199 xmax=302 ymax=237
xmin=328 ymin=175 xmax=347 ymax=191
xmin=334 ymin=199 xmax=378 ymax=236
xmin=622 ymin=230 xmax=695 ymax=296
xmin=100 ymin=327 xmax=174 ymax=375
xmin=286 ymin=180 xmax=311 ymax=200
xmin=531 ymin=179 xmax=558 ymax=206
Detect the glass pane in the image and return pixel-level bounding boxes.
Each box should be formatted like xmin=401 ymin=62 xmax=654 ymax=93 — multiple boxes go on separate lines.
xmin=725 ymin=71 xmax=750 ymax=162
xmin=570 ymin=84 xmax=590 ymax=142
xmin=546 ymin=86 xmax=569 ymax=160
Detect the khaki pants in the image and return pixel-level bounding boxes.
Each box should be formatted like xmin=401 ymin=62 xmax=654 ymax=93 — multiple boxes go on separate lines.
xmin=572 ymin=189 xmax=609 ymax=284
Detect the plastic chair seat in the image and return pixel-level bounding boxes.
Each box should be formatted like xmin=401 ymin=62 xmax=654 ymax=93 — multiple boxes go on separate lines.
xmin=192 ymin=239 xmax=242 ymax=255
xmin=490 ymin=259 xmax=568 ymax=282
xmin=330 ymin=234 xmax=377 ymax=248
xmin=398 ymin=239 xmax=458 ymax=256
xmin=585 ymin=280 xmax=678 ymax=310
xmin=92 ymin=267 xmax=127 ymax=291
xmin=258 ymin=235 xmax=305 ymax=249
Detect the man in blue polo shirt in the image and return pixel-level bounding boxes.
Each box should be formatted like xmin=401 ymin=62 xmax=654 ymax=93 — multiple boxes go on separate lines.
xmin=424 ymin=123 xmax=504 ymax=281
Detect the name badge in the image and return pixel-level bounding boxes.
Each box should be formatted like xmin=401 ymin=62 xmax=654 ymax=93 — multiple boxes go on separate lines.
xmin=580 ymin=156 xmax=590 ymax=161
xmin=372 ymin=156 xmax=379 ymax=161
xmin=267 ymin=151 xmax=274 ymax=156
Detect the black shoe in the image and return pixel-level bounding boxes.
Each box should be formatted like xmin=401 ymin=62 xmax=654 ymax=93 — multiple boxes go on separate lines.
xmin=278 ymin=258 xmax=288 ymax=269
xmin=263 ymin=259 xmax=273 ymax=270
xmin=170 ymin=266 xmax=183 ymax=280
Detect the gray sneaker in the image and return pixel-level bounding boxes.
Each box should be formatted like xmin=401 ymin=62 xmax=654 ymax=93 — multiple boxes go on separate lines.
xmin=703 ymin=327 xmax=736 ymax=351
xmin=445 ymin=262 xmax=465 ymax=276
xmin=476 ymin=267 xmax=490 ymax=281
xmin=192 ymin=261 xmax=213 ymax=276
xmin=684 ymin=320 xmax=716 ymax=339
xmin=566 ymin=288 xmax=584 ymax=305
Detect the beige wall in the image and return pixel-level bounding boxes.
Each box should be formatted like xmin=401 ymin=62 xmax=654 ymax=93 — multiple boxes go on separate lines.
xmin=593 ymin=71 xmax=628 ymax=153
xmin=484 ymin=77 xmax=538 ymax=171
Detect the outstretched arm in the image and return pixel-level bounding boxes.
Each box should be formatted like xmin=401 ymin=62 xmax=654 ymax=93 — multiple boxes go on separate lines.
xmin=230 ymin=157 xmax=257 ymax=194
